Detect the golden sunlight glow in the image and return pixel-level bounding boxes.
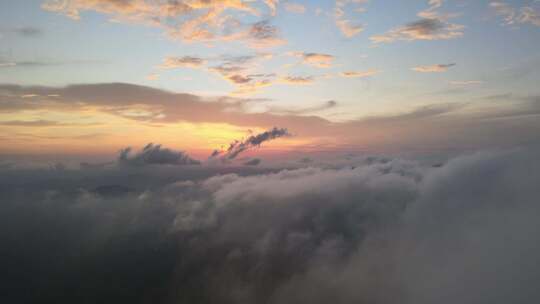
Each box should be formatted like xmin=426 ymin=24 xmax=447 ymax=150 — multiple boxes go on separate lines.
xmin=0 ymin=109 xmax=308 ymax=158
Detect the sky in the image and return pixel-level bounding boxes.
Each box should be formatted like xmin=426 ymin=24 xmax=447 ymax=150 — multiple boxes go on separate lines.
xmin=1 ymin=0 xmax=540 ymax=162
xmin=2 ymin=2 xmax=540 ymax=303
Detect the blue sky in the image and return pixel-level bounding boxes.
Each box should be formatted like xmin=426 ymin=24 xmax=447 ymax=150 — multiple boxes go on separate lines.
xmin=0 ymin=0 xmax=539 ymax=156
xmin=1 ymin=1 xmax=539 ymax=110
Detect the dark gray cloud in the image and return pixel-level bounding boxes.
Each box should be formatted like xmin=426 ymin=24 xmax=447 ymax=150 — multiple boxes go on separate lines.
xmin=119 ymin=143 xmax=201 ymax=166
xmin=0 ymin=147 xmax=539 ymax=303
xmin=211 ymin=127 xmax=290 ymax=160
xmin=243 ymin=158 xmax=262 ymax=166
xmin=1 ymin=26 xmax=43 ymax=37
xmin=370 ymin=1 xmax=464 ymax=44
xmin=406 ymin=18 xmax=445 ymax=35
xmin=248 ymin=20 xmax=285 ymax=47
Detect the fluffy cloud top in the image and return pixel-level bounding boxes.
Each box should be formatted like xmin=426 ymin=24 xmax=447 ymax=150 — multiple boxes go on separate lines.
xmin=1 ymin=147 xmax=539 ymax=303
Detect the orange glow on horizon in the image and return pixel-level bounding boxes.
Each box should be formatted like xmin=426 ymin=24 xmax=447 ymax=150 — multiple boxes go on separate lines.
xmin=0 ymin=109 xmax=317 ymax=159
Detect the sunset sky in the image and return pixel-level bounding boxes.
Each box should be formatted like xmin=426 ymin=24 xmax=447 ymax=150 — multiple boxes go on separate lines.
xmin=1 ymin=0 xmax=540 ymax=161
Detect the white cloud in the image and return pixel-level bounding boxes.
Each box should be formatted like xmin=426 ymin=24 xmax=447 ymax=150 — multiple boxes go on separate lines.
xmin=42 ymin=0 xmax=286 ymax=47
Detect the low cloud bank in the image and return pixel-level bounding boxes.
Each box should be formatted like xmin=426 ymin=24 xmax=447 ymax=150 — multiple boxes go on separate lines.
xmin=1 ymin=148 xmax=539 ymax=303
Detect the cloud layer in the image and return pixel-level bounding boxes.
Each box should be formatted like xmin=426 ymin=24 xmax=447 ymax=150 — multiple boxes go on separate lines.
xmin=1 ymin=147 xmax=539 ymax=303
xmin=1 ymin=83 xmax=540 ymax=153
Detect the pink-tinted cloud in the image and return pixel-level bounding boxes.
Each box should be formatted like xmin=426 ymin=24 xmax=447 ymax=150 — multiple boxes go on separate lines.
xmin=42 ymin=0 xmax=286 ymax=47
xmin=159 ymin=56 xmax=206 ymax=69
xmin=290 ymin=52 xmax=335 ymax=68
xmin=334 ymin=0 xmax=367 ymax=38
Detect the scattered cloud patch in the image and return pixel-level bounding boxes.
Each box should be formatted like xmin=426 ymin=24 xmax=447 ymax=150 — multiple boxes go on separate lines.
xmin=42 ymin=0 xmax=285 ymax=48
xmin=412 ymin=63 xmax=456 ymax=73
xmin=490 ymin=1 xmax=540 ymax=27
xmin=247 ymin=20 xmax=286 ymax=48
xmin=290 ymin=52 xmax=335 ymax=68
xmin=267 ymin=100 xmax=338 ymax=115
xmin=450 ymin=80 xmax=484 ymax=85
xmin=334 ymin=0 xmax=368 ymax=37
xmin=6 ymin=26 xmax=43 ymax=37
xmin=159 ymin=56 xmax=206 ymax=69
xmin=341 ymin=69 xmax=380 ymax=78
xmin=280 ymin=75 xmax=315 ymax=85
xmin=371 ymin=0 xmax=464 ymax=43
xmin=119 ymin=143 xmax=201 ymax=166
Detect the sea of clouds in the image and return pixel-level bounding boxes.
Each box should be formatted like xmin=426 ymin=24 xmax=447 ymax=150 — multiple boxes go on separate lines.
xmin=1 ymin=147 xmax=539 ymax=303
